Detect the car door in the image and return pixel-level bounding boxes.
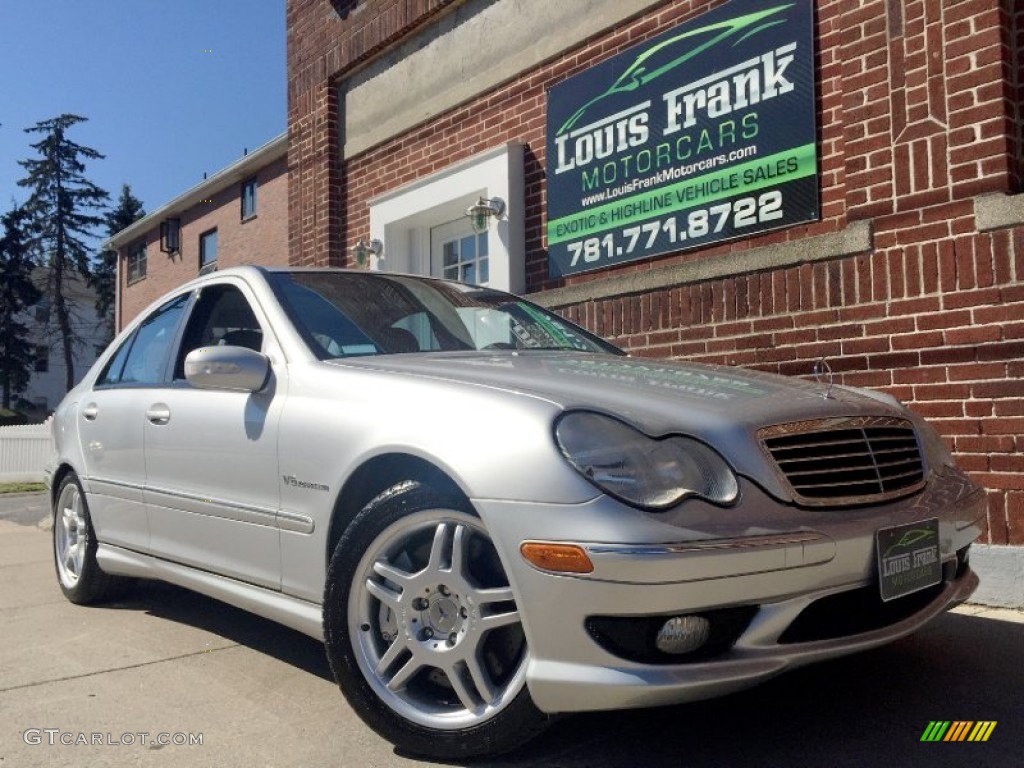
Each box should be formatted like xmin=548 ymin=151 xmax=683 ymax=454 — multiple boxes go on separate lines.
xmin=143 ymin=279 xmax=284 ymax=590
xmin=77 ymin=293 xmax=191 ymax=552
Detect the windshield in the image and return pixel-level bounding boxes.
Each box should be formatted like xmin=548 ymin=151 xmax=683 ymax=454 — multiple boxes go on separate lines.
xmin=267 ymin=271 xmax=624 ymax=359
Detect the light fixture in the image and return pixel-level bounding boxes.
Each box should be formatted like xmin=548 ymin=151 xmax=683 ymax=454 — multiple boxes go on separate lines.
xmin=160 ymin=218 xmax=181 ymax=253
xmin=349 ymin=238 xmax=383 ymax=268
xmin=465 ymin=196 xmax=505 ymax=234
xmin=655 ymin=615 xmax=711 ymax=655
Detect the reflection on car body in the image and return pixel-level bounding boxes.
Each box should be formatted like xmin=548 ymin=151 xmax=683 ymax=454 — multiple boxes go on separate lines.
xmin=45 ymin=266 xmax=984 ymax=759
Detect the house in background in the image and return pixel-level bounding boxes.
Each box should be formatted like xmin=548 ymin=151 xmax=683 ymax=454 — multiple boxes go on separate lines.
xmin=22 ymin=268 xmax=104 ymax=415
xmin=105 ymin=133 xmax=288 ymax=330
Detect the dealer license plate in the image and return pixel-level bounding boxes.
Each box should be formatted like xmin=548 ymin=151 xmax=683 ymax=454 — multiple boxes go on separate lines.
xmin=876 ymin=518 xmax=941 ymax=602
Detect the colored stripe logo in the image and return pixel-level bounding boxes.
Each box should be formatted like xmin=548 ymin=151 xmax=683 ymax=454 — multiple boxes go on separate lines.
xmin=921 ymin=721 xmax=997 ymax=742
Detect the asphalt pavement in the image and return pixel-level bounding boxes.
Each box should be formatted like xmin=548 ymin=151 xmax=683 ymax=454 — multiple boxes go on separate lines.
xmin=1 ymin=493 xmax=1022 ymax=767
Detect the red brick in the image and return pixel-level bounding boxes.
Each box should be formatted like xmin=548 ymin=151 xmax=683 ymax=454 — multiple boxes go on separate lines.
xmin=994 ymin=399 xmax=1024 ymax=416
xmin=948 ymin=363 xmax=1007 ymax=381
xmin=955 ymin=435 xmax=1015 ymax=453
xmin=913 ymin=383 xmax=973 ymax=400
xmin=913 ymin=401 xmax=965 ymax=418
xmin=944 ymin=326 xmax=1002 ymax=345
xmin=982 ymin=491 xmax=1007 ymax=544
xmin=973 ymin=380 xmax=1024 ymax=399
xmin=891 ymin=331 xmax=944 ymax=350
xmin=973 ymin=473 xmax=1024 ymax=491
xmin=982 ymin=417 xmax=1024 ymax=434
xmin=965 ymin=400 xmax=994 ymax=418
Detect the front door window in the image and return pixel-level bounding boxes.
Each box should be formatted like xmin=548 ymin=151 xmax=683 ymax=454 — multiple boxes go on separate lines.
xmin=430 ymin=219 xmax=488 ymax=285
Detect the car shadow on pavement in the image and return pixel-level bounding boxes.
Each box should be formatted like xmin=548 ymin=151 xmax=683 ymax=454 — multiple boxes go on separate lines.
xmin=476 ymin=611 xmax=1024 ymax=768
xmin=89 ymin=581 xmax=1023 ymax=767
xmin=100 ymin=580 xmax=334 ymax=683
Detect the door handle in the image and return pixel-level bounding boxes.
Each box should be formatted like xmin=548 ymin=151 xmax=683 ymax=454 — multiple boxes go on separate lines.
xmin=82 ymin=403 xmax=99 ymax=421
xmin=146 ymin=404 xmax=171 ymax=425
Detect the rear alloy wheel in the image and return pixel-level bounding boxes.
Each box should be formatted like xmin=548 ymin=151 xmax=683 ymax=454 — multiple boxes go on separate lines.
xmin=53 ymin=473 xmax=129 ymax=604
xmin=323 ymin=482 xmax=547 ymax=759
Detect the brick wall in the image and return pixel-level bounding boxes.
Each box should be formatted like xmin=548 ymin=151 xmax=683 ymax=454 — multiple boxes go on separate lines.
xmin=119 ymin=155 xmax=289 ymax=326
xmin=288 ymin=0 xmax=1024 ymax=545
xmin=287 ymin=0 xmax=463 ymax=267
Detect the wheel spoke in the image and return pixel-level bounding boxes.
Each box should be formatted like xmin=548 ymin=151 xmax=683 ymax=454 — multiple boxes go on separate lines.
xmin=475 ymin=585 xmax=514 ymax=605
xmin=480 ymin=608 xmax=520 ymax=631
xmin=447 ymin=664 xmax=481 ymax=712
xmin=64 ymin=543 xmax=78 ymax=574
xmin=465 ymin=652 xmax=496 ymax=705
xmin=366 ymin=577 xmax=402 ymax=609
xmin=386 ymin=653 xmax=422 ymax=692
xmin=449 ymin=524 xmax=467 ymax=580
xmin=426 ymin=522 xmax=451 ymax=572
xmin=372 ymin=559 xmax=412 ymax=584
xmin=375 ymin=636 xmax=408 ymax=676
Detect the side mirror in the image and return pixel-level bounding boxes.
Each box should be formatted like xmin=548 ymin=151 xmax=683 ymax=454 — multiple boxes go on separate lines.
xmin=184 ymin=346 xmax=270 ymax=393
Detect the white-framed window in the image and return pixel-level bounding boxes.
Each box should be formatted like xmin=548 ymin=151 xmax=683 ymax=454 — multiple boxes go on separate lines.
xmin=368 ymin=143 xmax=525 ymax=292
xmin=432 ymin=220 xmax=488 ymax=284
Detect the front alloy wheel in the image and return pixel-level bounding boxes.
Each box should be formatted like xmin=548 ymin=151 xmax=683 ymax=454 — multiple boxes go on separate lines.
xmin=323 ymin=482 xmax=547 ymax=758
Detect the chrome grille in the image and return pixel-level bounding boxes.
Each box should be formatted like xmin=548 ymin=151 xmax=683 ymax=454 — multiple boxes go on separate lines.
xmin=759 ymin=417 xmax=925 ymax=507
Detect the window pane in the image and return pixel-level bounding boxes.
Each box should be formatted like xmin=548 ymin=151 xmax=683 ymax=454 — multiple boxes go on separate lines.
xmin=462 ymin=263 xmax=476 ymax=284
xmin=119 ymin=294 xmax=189 ymax=384
xmin=241 ymin=179 xmax=257 ymax=219
xmin=97 ymin=334 xmax=135 ymax=386
xmin=174 ymin=284 xmax=264 ymax=377
xmin=443 ymin=242 xmax=458 ymax=267
xmin=200 ymin=230 xmax=218 ymax=267
xmin=128 ymin=244 xmax=147 ymax=282
xmin=460 ymin=235 xmax=476 ymax=261
xmin=479 ymin=257 xmax=489 ymax=285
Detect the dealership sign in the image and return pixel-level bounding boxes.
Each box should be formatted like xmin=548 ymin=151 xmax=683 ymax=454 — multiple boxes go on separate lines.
xmin=545 ymin=0 xmax=818 ymax=278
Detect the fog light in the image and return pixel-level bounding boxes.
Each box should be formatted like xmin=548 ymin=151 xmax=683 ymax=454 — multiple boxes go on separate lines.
xmin=656 ymin=615 xmax=710 ymax=655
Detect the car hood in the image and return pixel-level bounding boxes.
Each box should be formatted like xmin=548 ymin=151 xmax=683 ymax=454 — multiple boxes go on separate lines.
xmin=333 ymin=351 xmax=907 ymax=484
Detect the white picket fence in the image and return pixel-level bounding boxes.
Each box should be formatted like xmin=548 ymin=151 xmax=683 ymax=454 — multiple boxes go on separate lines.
xmin=0 ymin=419 xmax=53 ymax=483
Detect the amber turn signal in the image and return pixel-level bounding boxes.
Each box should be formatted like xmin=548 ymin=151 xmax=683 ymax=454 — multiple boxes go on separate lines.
xmin=520 ymin=542 xmax=594 ymax=574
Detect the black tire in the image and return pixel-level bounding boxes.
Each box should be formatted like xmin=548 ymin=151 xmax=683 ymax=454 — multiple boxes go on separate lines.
xmin=323 ymin=481 xmax=548 ymax=759
xmin=52 ymin=472 xmax=131 ymax=605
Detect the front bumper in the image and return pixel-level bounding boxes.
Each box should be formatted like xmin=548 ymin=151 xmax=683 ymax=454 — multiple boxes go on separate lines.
xmin=475 ymin=467 xmax=985 ymax=714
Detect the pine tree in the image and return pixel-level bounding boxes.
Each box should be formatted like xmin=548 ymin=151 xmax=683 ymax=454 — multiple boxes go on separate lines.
xmin=0 ymin=207 xmax=42 ymax=410
xmin=17 ymin=114 xmax=109 ymax=392
xmin=93 ymin=184 xmax=145 ymax=342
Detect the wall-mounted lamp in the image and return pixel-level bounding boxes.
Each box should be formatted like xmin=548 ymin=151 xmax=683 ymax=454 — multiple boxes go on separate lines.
xmin=350 ymin=238 xmax=383 ymax=268
xmin=160 ymin=218 xmax=181 ymax=253
xmin=465 ymin=196 xmax=505 ymax=234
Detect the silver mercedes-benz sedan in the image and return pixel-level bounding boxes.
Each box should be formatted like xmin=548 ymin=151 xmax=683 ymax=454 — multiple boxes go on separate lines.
xmin=46 ymin=266 xmax=984 ymax=758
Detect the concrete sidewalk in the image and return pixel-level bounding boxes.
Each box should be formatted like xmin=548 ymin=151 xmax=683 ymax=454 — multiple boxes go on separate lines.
xmin=2 ymin=497 xmax=1022 ymax=767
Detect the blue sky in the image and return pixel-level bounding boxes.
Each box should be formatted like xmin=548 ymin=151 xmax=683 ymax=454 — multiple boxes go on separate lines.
xmin=0 ymin=0 xmax=286 ymax=223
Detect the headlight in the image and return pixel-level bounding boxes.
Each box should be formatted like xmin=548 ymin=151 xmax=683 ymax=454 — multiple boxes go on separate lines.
xmin=555 ymin=411 xmax=739 ymax=510
xmin=913 ymin=415 xmax=956 ymax=470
